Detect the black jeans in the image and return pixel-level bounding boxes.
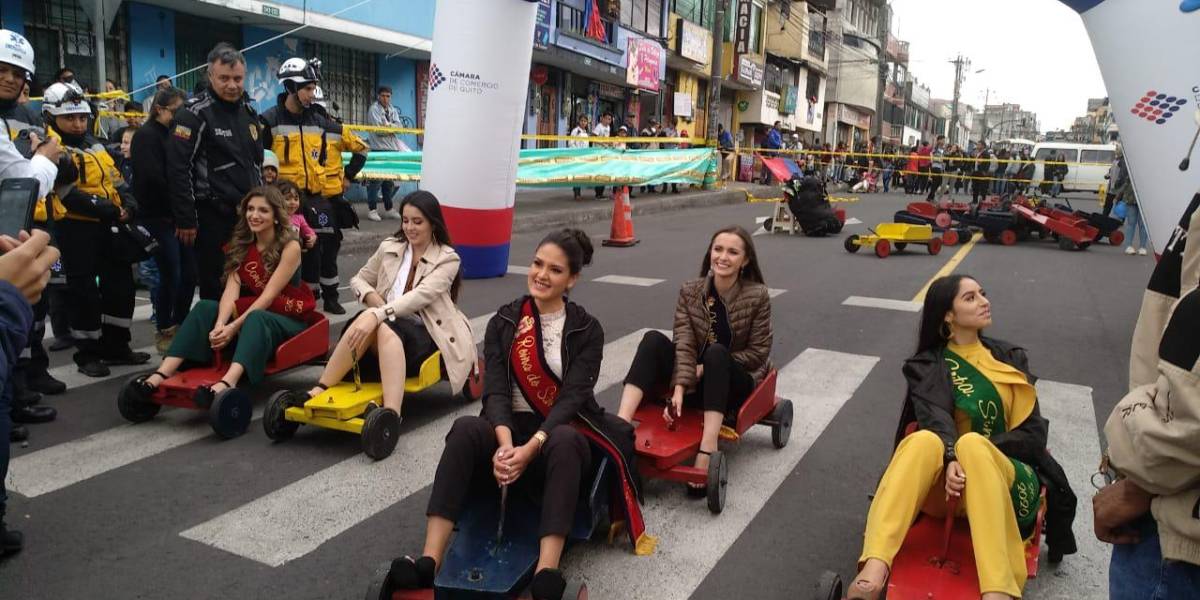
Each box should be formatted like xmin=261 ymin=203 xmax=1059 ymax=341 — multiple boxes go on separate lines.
xmin=427 ymin=414 xmax=591 ymax=538
xmin=926 ymin=171 xmax=943 ymax=200
xmin=142 ymin=218 xmax=197 ymax=331
xmin=195 ymin=205 xmax=236 ymax=301
xmin=623 ymin=330 xmax=754 ymax=415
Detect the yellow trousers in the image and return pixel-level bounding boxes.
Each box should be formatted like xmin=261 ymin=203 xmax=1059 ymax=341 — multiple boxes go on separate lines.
xmin=860 ymin=430 xmax=1028 ymax=597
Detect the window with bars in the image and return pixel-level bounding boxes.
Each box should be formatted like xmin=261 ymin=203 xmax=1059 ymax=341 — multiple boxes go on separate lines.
xmin=622 ymin=0 xmax=663 ymax=37
xmin=303 ymin=40 xmax=375 ymax=125
xmin=672 ymin=0 xmax=711 ymax=28
xmin=23 ymin=0 xmax=128 ymax=94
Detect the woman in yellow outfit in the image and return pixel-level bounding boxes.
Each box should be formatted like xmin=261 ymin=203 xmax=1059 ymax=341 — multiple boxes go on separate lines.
xmin=849 ymin=274 xmax=1075 ymax=600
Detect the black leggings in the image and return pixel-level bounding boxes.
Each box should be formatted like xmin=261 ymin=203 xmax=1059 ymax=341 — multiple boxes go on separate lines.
xmin=623 ymin=330 xmax=754 ymax=416
xmin=427 ymin=413 xmax=592 ymax=538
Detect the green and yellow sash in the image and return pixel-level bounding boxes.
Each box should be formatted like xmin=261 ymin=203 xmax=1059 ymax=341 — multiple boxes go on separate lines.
xmin=944 ymin=348 xmax=1040 ymax=537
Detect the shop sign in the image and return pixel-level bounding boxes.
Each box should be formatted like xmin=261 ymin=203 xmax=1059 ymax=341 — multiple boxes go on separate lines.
xmin=780 ymin=84 xmax=798 ymax=115
xmin=734 ymin=0 xmax=753 ymax=55
xmin=530 ymin=65 xmax=549 ymax=86
xmin=595 ymin=82 xmax=626 ymax=99
xmin=736 ymin=55 xmax=763 ymax=87
xmin=677 ymin=19 xmax=711 ymax=64
xmin=674 ymin=92 xmax=693 ymax=118
xmin=533 ymin=0 xmax=552 ymax=50
xmin=626 ymin=38 xmax=664 ymax=92
xmin=838 ymin=104 xmax=871 ymax=130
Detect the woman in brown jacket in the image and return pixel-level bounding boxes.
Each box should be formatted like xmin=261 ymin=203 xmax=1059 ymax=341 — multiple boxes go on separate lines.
xmin=292 ymin=191 xmax=475 ymax=420
xmin=617 ymin=225 xmax=773 ymax=489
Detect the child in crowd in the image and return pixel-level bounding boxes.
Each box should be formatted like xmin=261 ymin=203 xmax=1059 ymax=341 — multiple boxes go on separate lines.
xmin=276 ymin=180 xmax=317 ymax=251
xmin=263 ymin=149 xmax=280 ymax=185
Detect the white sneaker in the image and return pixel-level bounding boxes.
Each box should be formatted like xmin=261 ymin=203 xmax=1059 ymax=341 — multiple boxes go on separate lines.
xmin=384 ymin=209 xmax=401 ymax=220
xmin=1138 ymin=248 xmax=1147 ymax=256
xmin=367 ymin=209 xmax=382 ymax=222
xmin=1125 ymin=246 xmax=1136 ymax=255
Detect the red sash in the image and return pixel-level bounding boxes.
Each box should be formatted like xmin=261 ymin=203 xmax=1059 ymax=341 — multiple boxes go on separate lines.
xmin=233 ymin=244 xmax=316 ymax=317
xmin=509 ymin=298 xmax=656 ymax=555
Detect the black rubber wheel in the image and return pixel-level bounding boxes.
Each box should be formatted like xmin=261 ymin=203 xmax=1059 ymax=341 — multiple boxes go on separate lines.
xmin=363 ymin=561 xmax=392 ymax=600
xmin=362 ymin=407 xmax=402 ymax=460
xmin=770 ymin=399 xmax=794 ymax=449
xmin=1058 ymin=236 xmax=1077 ymax=251
xmin=564 ymin=580 xmax=589 ymax=600
xmin=263 ymin=390 xmax=300 ymax=442
xmin=814 ymin=570 xmax=844 ymax=600
xmin=209 ymin=387 xmax=252 ymax=439
xmin=706 ymin=450 xmax=728 ymax=514
xmin=761 ymin=217 xmax=773 ymax=232
xmin=843 ymin=235 xmax=860 ymax=253
xmin=117 ymin=371 xmax=161 ymax=423
xmin=894 ymin=242 xmax=908 ymax=252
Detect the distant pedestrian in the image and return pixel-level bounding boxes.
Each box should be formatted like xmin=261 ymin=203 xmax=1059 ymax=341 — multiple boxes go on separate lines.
xmin=569 ymin=115 xmax=590 ymax=200
xmin=592 ymin=112 xmax=613 ymax=199
xmin=365 ymin=86 xmax=406 ymax=221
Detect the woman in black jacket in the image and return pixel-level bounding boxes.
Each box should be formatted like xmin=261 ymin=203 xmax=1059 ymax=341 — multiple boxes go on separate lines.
xmin=847 ymin=274 xmax=1076 ymax=600
xmin=382 ymin=229 xmax=647 ymax=600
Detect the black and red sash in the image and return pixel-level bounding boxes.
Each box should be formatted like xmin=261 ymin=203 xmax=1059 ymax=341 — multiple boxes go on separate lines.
xmin=510 ymin=298 xmax=656 ymax=555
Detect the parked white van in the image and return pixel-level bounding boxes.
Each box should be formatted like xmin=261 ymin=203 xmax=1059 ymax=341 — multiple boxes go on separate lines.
xmin=1030 ymin=142 xmax=1116 ymax=193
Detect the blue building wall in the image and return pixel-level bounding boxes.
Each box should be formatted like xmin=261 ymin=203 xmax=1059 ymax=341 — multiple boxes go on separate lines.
xmin=242 ymin=25 xmax=307 ymax=113
xmin=272 ymin=0 xmax=435 ymax=38
xmin=0 ymin=0 xmax=23 ymax=34
xmin=377 ymin=55 xmax=420 ymax=150
xmin=127 ymin=2 xmax=176 ymax=102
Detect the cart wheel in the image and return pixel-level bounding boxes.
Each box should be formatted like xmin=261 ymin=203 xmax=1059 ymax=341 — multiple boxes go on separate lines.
xmin=814 ymin=571 xmax=844 ymax=600
xmin=117 ymin=371 xmax=161 ymax=423
xmin=934 ymin=212 xmax=952 ymax=228
xmin=894 ymin=242 xmax=907 ymax=252
xmin=1108 ymin=230 xmax=1125 ymax=246
xmin=564 ymin=580 xmax=589 ymax=600
xmin=843 ymin=234 xmax=861 ymax=253
xmin=873 ymin=239 xmax=890 ymax=259
xmin=209 ymin=387 xmax=252 ymax=439
xmin=942 ymin=229 xmax=960 ymax=246
xmin=362 ymin=406 xmax=402 ymax=460
xmin=263 ymin=390 xmax=300 ymax=442
xmin=927 ymin=237 xmax=943 ymax=255
xmin=460 ymin=356 xmax=485 ymax=401
xmin=364 ymin=562 xmax=392 ymax=600
xmin=707 ymin=450 xmax=728 ymax=514
xmin=1058 ymin=236 xmax=1077 ymax=251
xmin=770 ymin=399 xmax=793 ymax=449
xmin=761 ymin=217 xmax=773 ymax=232
xmin=1000 ymin=229 xmax=1018 ymax=246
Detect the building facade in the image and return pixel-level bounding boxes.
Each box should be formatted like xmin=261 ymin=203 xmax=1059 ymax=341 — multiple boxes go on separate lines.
xmin=822 ymin=0 xmax=886 ymax=148
xmin=980 ymin=102 xmax=1040 ymax=142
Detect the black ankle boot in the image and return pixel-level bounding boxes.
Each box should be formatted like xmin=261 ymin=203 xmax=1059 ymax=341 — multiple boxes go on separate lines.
xmin=387 ymin=555 xmax=436 ymax=589
xmin=531 ymin=568 xmax=566 ymax=600
xmin=1 ymin=521 xmax=23 ymax=556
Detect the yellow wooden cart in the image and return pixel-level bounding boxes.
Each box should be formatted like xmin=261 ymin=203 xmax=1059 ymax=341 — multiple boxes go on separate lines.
xmin=843 ymin=223 xmax=943 ymax=259
xmin=263 ymin=351 xmax=484 ymax=460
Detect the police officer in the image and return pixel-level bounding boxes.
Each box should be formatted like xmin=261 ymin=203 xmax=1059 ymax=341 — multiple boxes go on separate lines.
xmin=260 ymin=59 xmax=357 ymax=313
xmin=165 ymin=42 xmax=264 ymax=301
xmin=0 ymin=38 xmax=65 ymax=423
xmin=42 ymin=83 xmax=149 ymax=378
xmin=312 ymin=86 xmax=367 ymax=314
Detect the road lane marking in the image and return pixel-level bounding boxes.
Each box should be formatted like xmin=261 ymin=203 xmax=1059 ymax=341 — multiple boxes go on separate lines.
xmin=768 ymin=288 xmax=787 ymax=299
xmin=593 ymin=275 xmax=665 ymax=287
xmin=507 ymin=265 xmax=530 ymax=275
xmin=1025 ymin=380 xmax=1108 ymax=599
xmin=178 ymin=328 xmax=665 ymax=567
xmin=845 ymin=217 xmax=863 ymax=225
xmin=563 ymin=348 xmax=878 ymax=599
xmin=911 ymin=232 xmax=982 ymax=303
xmin=842 ymin=295 xmax=922 ymax=312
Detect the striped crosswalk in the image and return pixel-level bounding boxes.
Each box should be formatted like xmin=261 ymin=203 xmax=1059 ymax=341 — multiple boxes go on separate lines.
xmin=5 ymin=310 xmax=1110 ymax=597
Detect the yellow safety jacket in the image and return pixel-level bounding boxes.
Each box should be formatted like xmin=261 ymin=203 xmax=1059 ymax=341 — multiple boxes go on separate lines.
xmin=260 ymin=94 xmax=338 ymax=196
xmin=0 ymin=107 xmax=65 ymax=222
xmin=319 ymin=123 xmax=369 ymax=197
xmin=46 ymin=127 xmax=129 ymax=223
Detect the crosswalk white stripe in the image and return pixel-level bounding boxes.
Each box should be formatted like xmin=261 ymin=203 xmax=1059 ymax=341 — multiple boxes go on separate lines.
xmin=593 ymin=275 xmax=665 ymax=287
xmin=507 ymin=265 xmax=530 ymax=275
xmin=767 ymin=288 xmax=787 ymax=299
xmin=842 ymin=295 xmax=922 ymax=313
xmin=564 ymin=348 xmax=878 ymax=599
xmin=178 ymin=328 xmax=665 ymax=567
xmin=1025 ymin=380 xmax=1108 ymax=598
xmin=10 ymin=308 xmax=488 ymax=499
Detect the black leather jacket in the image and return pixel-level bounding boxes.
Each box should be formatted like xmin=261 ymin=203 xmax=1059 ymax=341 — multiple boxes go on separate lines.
xmin=896 ymin=336 xmax=1078 ymax=559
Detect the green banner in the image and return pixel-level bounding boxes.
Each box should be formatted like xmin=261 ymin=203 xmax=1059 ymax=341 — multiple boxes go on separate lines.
xmin=349 ymin=147 xmax=719 ymax=188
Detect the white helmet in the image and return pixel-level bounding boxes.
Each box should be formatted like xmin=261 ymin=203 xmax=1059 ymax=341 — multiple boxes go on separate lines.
xmin=42 ymin=82 xmax=91 ymax=116
xmin=277 ymin=57 xmax=321 ymax=93
xmin=0 ymin=29 xmax=34 ymax=76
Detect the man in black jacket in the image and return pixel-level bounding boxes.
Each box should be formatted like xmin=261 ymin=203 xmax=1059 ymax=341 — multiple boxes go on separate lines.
xmin=165 ymin=42 xmax=264 ymax=300
xmin=133 ymin=86 xmax=191 ymax=353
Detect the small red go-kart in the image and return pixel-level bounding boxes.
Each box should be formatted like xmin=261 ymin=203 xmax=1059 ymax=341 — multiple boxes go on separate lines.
xmin=115 ymin=313 xmax=330 ymax=439
xmin=814 ymin=428 xmax=1049 ymax=600
xmin=631 ymin=369 xmax=792 ymax=514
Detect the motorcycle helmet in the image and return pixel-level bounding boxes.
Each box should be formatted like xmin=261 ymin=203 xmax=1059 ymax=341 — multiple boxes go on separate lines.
xmin=277 ymin=57 xmax=321 ymax=94
xmin=42 ymin=82 xmax=91 ymax=116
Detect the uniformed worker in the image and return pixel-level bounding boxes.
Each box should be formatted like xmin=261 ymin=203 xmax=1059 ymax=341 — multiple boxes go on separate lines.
xmin=41 ymin=82 xmax=149 ymax=378
xmin=165 ymin=42 xmax=264 ymax=300
xmin=312 ymin=85 xmax=367 ymax=315
xmin=260 ymin=59 xmax=361 ymax=314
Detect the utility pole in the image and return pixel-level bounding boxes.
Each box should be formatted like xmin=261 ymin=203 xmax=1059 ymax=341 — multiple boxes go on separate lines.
xmin=706 ymin=0 xmax=728 ymax=146
xmin=948 ymin=54 xmax=967 ymax=145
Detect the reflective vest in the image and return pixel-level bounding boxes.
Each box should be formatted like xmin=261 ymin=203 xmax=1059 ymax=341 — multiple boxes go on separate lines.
xmin=47 ymin=128 xmax=126 ymax=222
xmin=320 ymin=126 xmax=368 ymax=197
xmin=1 ymin=109 xmax=64 ymax=222
xmin=261 ymin=98 xmax=340 ymax=196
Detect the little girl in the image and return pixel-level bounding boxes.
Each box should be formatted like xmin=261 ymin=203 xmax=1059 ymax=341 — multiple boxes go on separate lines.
xmin=275 ymin=180 xmax=317 ymax=250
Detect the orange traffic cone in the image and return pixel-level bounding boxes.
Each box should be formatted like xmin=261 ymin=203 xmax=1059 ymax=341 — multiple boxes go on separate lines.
xmin=603 ymin=186 xmax=639 ymax=247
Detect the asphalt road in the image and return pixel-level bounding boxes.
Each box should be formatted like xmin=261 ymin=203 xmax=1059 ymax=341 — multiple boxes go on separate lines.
xmin=0 ymin=190 xmax=1154 ymax=599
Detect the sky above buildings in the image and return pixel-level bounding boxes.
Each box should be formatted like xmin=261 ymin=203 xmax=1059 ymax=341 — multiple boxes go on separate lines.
xmin=889 ymin=0 xmax=1107 ymax=133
